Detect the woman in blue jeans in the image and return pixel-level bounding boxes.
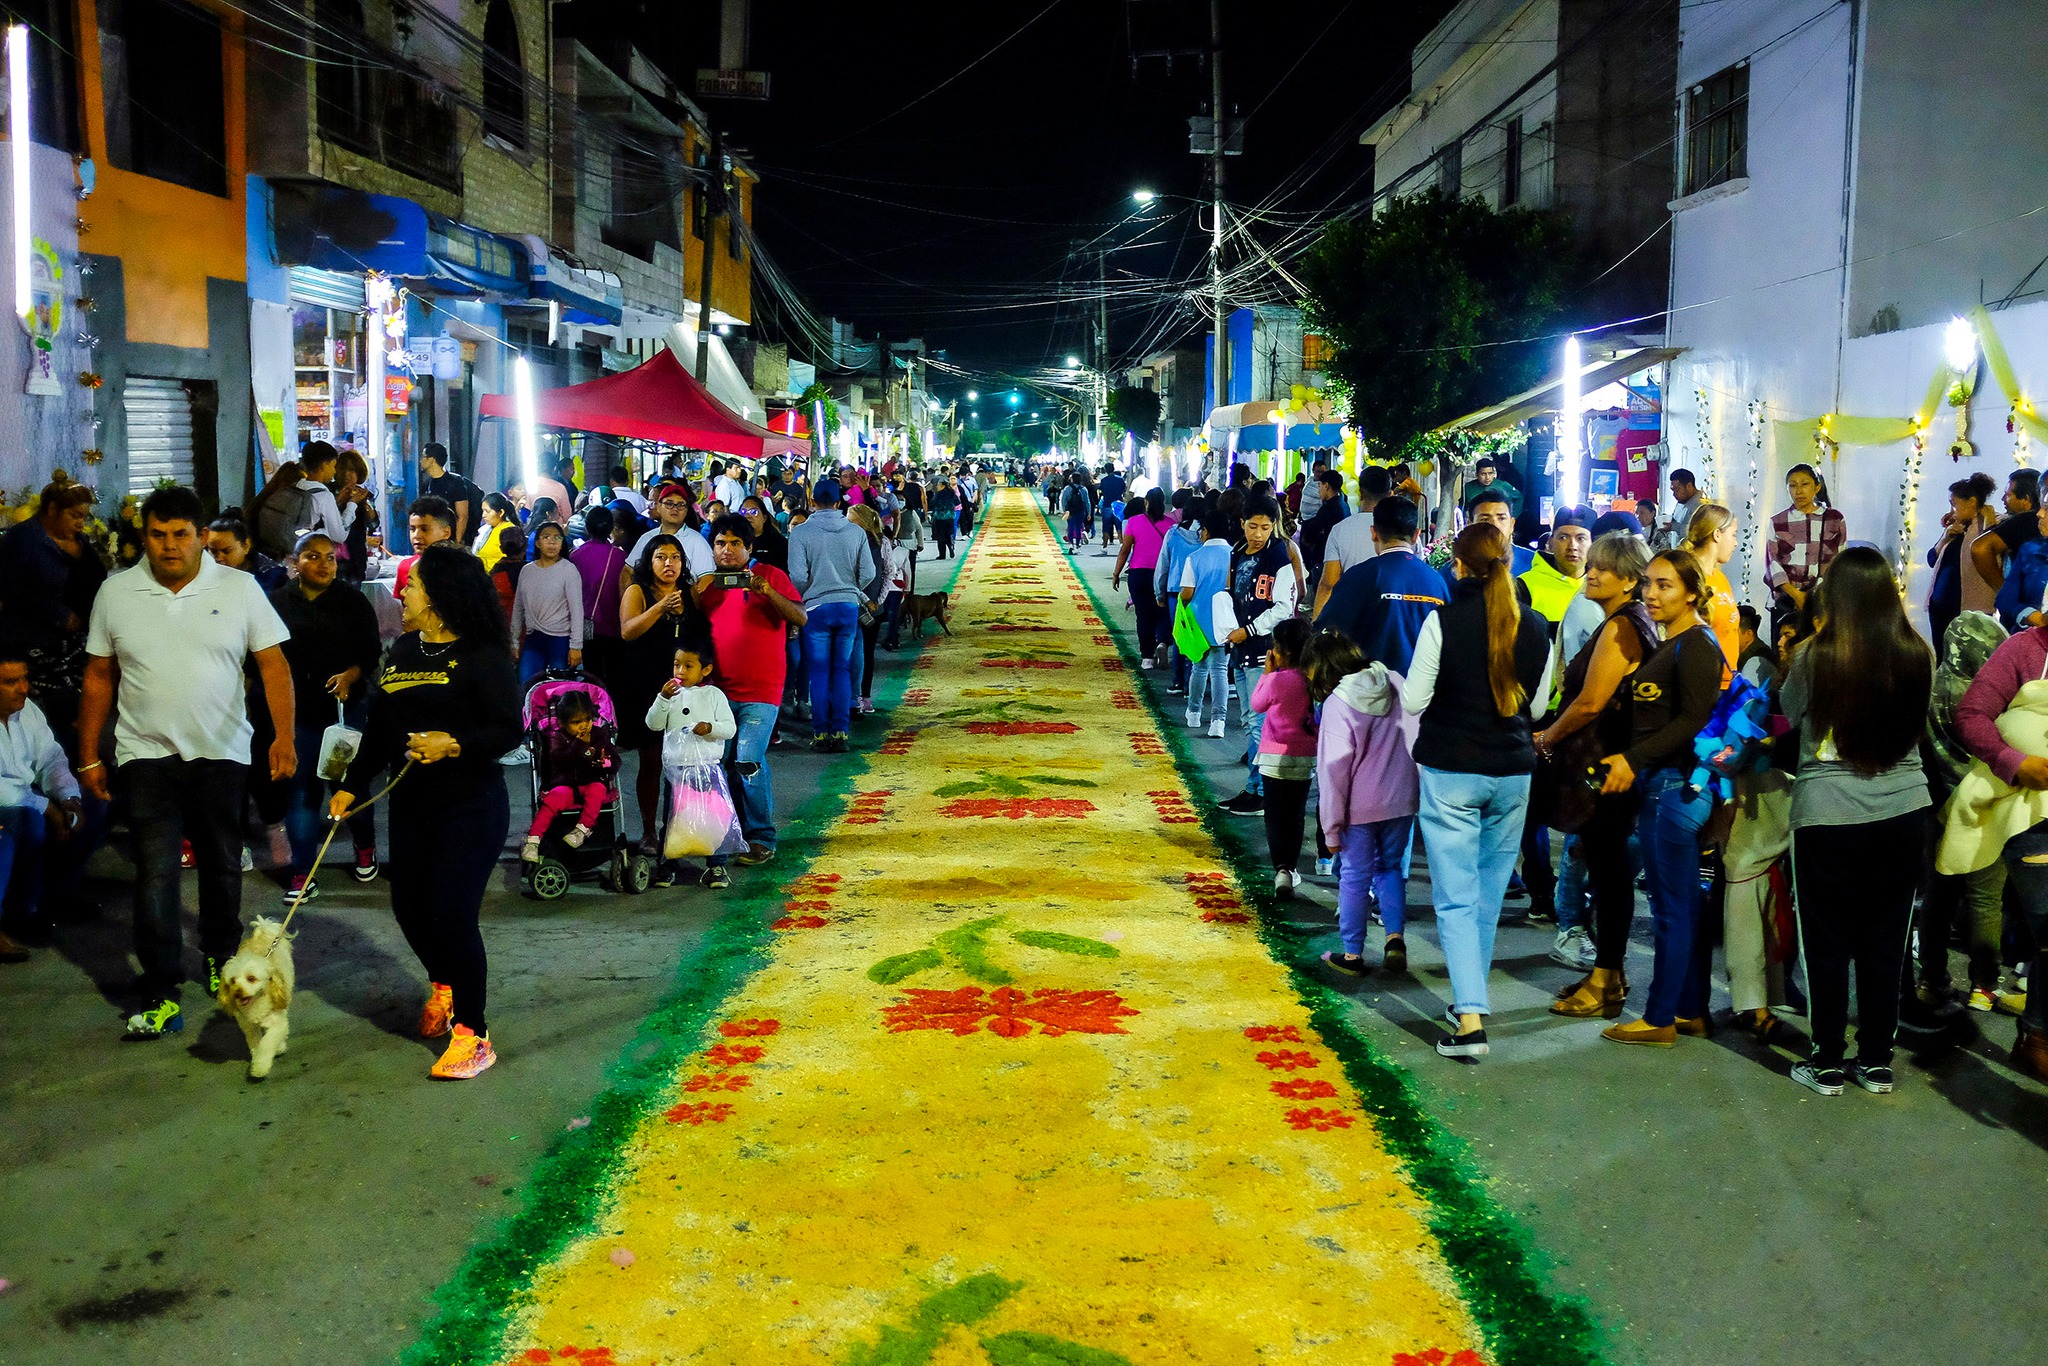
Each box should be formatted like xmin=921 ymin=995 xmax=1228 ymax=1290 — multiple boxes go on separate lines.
xmin=266 ymin=532 xmax=383 ymax=901
xmin=1595 ymin=549 xmax=1726 ymax=1046
xmin=1402 ymin=523 xmax=1554 ymax=1060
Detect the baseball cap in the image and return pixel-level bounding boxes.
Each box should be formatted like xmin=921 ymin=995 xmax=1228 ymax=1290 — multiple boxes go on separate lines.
xmin=813 ymin=477 xmax=844 ymax=505
xmin=654 ymin=482 xmax=690 ymax=504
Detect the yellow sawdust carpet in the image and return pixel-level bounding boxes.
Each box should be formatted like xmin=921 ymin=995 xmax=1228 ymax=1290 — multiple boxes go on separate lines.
xmin=418 ymin=489 xmax=1591 ymax=1366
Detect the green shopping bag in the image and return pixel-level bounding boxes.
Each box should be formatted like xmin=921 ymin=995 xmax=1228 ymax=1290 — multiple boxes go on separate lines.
xmin=1172 ymin=599 xmax=1212 ymax=663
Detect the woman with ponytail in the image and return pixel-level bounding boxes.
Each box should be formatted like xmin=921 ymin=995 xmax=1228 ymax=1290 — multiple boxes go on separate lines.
xmin=1594 ymin=548 xmax=1727 ymax=1047
xmin=1681 ymin=501 xmax=1742 ymax=669
xmin=1401 ymin=522 xmax=1553 ymax=1061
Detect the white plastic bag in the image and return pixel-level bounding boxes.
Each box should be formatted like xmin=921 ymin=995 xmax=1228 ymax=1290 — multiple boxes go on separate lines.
xmin=317 ymin=699 xmax=363 ymax=783
xmin=662 ymin=761 xmax=746 ymax=859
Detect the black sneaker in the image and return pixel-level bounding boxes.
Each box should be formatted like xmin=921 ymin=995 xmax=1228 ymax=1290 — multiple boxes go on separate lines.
xmin=1436 ymin=1029 xmax=1489 ymax=1059
xmin=702 ymin=865 xmax=732 ymax=890
xmin=1220 ymin=791 xmax=1264 ymax=816
xmin=650 ymin=861 xmax=680 ymax=889
xmin=1791 ymin=1061 xmax=1846 ymax=1096
xmin=1850 ymin=1062 xmax=1895 ymax=1094
xmin=352 ymin=848 xmax=380 ymax=883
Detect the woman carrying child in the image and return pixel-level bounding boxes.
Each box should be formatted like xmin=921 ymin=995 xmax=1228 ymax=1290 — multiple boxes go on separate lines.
xmin=1248 ymin=618 xmax=1319 ymax=898
xmin=645 ymin=631 xmax=739 ymax=889
xmin=521 ymin=692 xmax=619 ymax=862
xmin=1306 ymin=628 xmax=1420 ymax=975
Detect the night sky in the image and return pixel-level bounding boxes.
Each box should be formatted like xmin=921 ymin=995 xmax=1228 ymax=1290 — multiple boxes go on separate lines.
xmin=592 ymin=1 xmax=1457 ymax=384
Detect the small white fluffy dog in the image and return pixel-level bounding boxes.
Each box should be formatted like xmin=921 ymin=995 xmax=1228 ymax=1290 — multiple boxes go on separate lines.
xmin=215 ymin=917 xmax=295 ymax=1080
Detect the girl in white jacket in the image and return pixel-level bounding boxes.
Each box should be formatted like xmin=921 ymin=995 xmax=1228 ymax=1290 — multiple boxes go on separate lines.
xmin=644 ymin=638 xmax=739 ymax=886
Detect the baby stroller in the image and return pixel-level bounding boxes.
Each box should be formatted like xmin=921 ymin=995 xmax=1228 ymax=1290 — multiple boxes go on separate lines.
xmin=521 ymin=669 xmax=649 ymax=899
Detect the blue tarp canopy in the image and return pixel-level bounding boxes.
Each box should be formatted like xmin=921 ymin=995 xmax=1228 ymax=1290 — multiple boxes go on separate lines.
xmin=272 ymin=186 xmax=526 ymax=297
xmin=1231 ymin=422 xmax=1347 ymax=452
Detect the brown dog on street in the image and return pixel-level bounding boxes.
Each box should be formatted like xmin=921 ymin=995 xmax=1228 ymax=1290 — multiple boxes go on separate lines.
xmin=903 ymin=591 xmax=952 ymax=638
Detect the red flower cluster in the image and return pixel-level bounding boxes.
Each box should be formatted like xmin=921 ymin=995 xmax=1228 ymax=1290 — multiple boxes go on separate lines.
xmin=845 ymin=789 xmax=893 ymax=825
xmin=882 ymin=985 xmax=1138 ymax=1038
xmin=1148 ymin=790 xmax=1198 ymax=824
xmin=938 ymin=797 xmax=1096 ymax=820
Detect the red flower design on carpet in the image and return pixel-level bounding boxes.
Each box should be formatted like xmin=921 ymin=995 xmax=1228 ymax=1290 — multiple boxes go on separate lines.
xmin=1255 ymin=1049 xmax=1319 ymax=1071
xmin=683 ymin=1072 xmax=752 ymax=1093
xmin=937 ymin=797 xmax=1096 ymax=820
xmin=1284 ymin=1107 xmax=1356 ymax=1132
xmin=1392 ymin=1351 xmax=1484 ymax=1366
xmin=1201 ymin=910 xmax=1250 ymax=924
xmin=663 ymin=1101 xmax=735 ymax=1125
xmin=979 ymin=658 xmax=1070 ymax=669
xmin=965 ymin=721 xmax=1080 ymax=735
xmin=705 ymin=1043 xmax=764 ymax=1067
xmin=1244 ymin=1025 xmax=1305 ymax=1043
xmin=719 ymin=1018 xmax=781 ymax=1037
xmin=520 ymin=1345 xmax=617 ymax=1363
xmin=1271 ymin=1078 xmax=1339 ymax=1100
xmin=882 ymin=986 xmax=1139 ymax=1038
xmin=771 ymin=915 xmax=830 ymax=930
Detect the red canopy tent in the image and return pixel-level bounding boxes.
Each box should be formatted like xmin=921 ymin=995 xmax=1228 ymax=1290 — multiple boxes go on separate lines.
xmin=479 ymin=348 xmax=804 ymax=458
xmin=764 ymin=408 xmax=809 ymax=438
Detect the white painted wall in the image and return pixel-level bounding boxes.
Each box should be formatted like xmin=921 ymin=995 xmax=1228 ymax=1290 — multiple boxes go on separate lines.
xmin=1667 ymin=0 xmax=2048 ymax=629
xmin=1366 ymin=0 xmax=1560 ymax=210
xmin=1664 ymin=0 xmax=1858 ymax=606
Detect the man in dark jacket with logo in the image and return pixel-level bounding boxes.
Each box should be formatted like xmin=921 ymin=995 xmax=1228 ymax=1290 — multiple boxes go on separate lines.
xmin=1314 ymin=496 xmax=1446 ymax=675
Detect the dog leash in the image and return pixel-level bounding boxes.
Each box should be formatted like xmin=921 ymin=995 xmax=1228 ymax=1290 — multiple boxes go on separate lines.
xmin=278 ymin=759 xmax=415 ymax=934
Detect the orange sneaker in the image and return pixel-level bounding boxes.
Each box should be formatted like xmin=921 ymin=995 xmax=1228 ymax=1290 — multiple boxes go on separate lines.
xmin=419 ymin=983 xmax=454 ymax=1039
xmin=430 ymin=1025 xmax=496 ymax=1080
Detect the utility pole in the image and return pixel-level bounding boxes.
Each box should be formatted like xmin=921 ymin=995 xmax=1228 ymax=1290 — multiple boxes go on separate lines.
xmin=1097 ymin=246 xmax=1109 ymax=446
xmin=694 ymin=127 xmax=725 ymax=384
xmin=1208 ymin=0 xmax=1228 ymax=482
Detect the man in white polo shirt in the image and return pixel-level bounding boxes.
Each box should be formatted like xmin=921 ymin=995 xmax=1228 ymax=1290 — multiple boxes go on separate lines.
xmin=77 ymin=485 xmax=297 ymax=1041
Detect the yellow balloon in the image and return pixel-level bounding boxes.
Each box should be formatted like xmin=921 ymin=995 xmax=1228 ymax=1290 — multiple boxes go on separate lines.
xmin=1416 ymin=459 xmax=1435 ymax=478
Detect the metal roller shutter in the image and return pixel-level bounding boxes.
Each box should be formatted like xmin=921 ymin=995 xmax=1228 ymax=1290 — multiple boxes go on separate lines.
xmin=287 ymin=266 xmax=368 ymax=311
xmin=123 ymin=377 xmax=197 ymax=494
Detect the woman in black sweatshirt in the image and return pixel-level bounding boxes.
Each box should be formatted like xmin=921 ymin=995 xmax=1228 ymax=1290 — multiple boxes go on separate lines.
xmin=335 ymin=545 xmax=522 ymax=1080
xmin=1595 ymin=548 xmax=1726 ymax=1046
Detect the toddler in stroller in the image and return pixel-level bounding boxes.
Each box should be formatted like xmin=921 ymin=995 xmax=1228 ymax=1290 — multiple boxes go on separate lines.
xmin=521 ymin=673 xmax=637 ymax=897
xmin=523 ymin=690 xmax=620 ymax=861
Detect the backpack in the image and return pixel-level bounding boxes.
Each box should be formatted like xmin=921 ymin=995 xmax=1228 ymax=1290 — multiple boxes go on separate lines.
xmin=1683 ymin=671 xmax=1775 ymax=801
xmin=1064 ymin=485 xmax=1090 ymax=516
xmin=256 ymin=482 xmax=317 ymax=558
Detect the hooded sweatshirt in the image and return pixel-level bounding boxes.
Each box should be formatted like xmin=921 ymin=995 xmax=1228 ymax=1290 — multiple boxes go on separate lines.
xmin=1316 ymin=664 xmax=1420 ymax=839
xmin=788 ymin=507 xmax=881 ymax=609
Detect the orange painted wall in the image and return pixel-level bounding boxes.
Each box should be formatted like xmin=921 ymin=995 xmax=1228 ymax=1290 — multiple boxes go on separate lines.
xmin=75 ymin=0 xmax=247 ymax=351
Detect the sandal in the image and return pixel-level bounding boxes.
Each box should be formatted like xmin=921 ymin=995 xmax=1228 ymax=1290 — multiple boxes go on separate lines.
xmin=1551 ymin=974 xmax=1628 ymax=1020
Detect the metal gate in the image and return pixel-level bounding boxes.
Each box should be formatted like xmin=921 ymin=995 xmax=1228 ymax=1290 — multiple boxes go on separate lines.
xmin=123 ymin=377 xmax=197 ymax=494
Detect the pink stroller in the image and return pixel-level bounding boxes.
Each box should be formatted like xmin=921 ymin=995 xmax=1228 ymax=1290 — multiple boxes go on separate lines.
xmin=521 ymin=670 xmax=648 ymax=898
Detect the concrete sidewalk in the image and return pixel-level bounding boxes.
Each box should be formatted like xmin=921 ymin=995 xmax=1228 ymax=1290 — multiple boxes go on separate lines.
xmin=0 ymin=648 xmax=920 ymax=1364
xmin=1069 ymin=533 xmax=2048 ymax=1366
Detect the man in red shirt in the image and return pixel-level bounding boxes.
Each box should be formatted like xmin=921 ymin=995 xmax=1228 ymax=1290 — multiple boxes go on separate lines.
xmin=696 ymin=513 xmax=807 ymax=866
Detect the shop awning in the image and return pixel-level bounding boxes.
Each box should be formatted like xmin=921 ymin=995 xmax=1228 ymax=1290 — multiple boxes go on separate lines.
xmin=1232 ymin=422 xmax=1347 ymax=452
xmin=478 ymin=348 xmax=803 ymax=458
xmin=270 ymin=185 xmax=526 ymax=297
xmin=1440 ymin=347 xmax=1682 ymax=434
xmin=765 ymin=409 xmax=810 ymax=438
xmin=515 ymin=236 xmax=623 ymax=325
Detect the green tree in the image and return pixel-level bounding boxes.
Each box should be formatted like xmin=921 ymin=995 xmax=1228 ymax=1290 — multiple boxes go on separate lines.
xmin=1105 ymin=386 xmax=1160 ymax=442
xmin=1297 ymin=188 xmax=1579 ymax=459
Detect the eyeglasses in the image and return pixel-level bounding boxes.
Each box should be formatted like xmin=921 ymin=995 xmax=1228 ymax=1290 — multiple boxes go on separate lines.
xmin=658 ymin=498 xmax=688 ymax=509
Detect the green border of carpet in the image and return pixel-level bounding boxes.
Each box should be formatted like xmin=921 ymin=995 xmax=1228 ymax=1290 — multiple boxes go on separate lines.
xmin=1051 ymin=501 xmax=1608 ymax=1366
xmin=400 ymin=541 xmax=976 ymax=1366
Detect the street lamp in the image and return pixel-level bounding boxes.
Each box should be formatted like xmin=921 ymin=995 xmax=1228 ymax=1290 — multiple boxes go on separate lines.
xmin=1065 ymin=355 xmax=1081 ymax=368
xmin=1132 ymin=189 xmax=1156 ymax=205
xmin=966 ymin=389 xmax=978 ymax=401
xmin=1008 ymin=394 xmax=1021 ymax=406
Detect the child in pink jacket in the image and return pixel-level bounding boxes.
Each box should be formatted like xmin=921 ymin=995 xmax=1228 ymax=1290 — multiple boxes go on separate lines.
xmin=1304 ymin=630 xmax=1421 ymax=975
xmin=1249 ymin=619 xmax=1319 ymax=897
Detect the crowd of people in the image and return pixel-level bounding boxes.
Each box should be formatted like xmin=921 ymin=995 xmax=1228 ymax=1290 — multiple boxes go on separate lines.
xmin=1097 ymin=453 xmax=2043 ymax=1090
xmin=0 ymin=448 xmax=989 ymax=1081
